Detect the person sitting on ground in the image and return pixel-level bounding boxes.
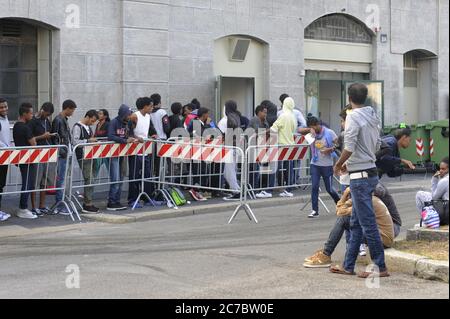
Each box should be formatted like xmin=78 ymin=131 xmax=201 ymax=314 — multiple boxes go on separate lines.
xmin=416 ymin=157 xmax=449 ymax=224
xmin=376 ymin=124 xmax=416 ymax=178
xmin=303 ymin=183 xmax=399 ymax=268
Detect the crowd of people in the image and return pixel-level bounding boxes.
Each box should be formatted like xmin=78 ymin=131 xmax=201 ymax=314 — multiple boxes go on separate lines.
xmin=0 ymin=84 xmax=449 ymax=276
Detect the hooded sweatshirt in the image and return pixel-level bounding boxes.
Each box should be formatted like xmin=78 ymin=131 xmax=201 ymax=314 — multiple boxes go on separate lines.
xmin=344 ymin=106 xmax=381 ymax=172
xmin=271 ymin=97 xmax=297 ymax=145
xmin=108 ymin=104 xmax=133 ymax=144
xmin=0 ymin=116 xmax=11 ymax=148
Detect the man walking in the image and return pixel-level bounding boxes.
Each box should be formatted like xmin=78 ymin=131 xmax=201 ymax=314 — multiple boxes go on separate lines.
xmin=332 ymin=83 xmax=389 ymax=278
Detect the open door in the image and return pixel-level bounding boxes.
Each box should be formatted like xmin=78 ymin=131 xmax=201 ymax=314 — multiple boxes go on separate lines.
xmin=343 ymin=81 xmax=385 ymax=128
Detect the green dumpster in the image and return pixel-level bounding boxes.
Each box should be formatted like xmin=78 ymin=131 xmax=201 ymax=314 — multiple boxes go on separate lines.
xmin=426 ymin=119 xmax=449 ymax=165
xmin=399 ymin=124 xmax=430 ymax=165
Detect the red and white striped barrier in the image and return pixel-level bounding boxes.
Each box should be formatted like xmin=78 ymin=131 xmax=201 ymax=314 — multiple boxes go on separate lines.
xmin=430 ymin=138 xmax=435 ymax=157
xmin=0 ymin=148 xmax=58 ymax=165
xmin=416 ymin=138 xmax=424 ymax=157
xmin=252 ymin=136 xmax=309 ymax=163
xmin=158 ymin=141 xmax=233 ymax=163
xmin=83 ymin=141 xmax=153 ymax=160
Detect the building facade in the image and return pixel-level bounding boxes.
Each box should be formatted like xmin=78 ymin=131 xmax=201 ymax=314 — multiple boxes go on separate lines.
xmin=0 ymin=0 xmax=448 ymax=131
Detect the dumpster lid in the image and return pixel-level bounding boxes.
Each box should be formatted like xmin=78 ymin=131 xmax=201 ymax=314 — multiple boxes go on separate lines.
xmin=426 ymin=119 xmax=449 ymax=129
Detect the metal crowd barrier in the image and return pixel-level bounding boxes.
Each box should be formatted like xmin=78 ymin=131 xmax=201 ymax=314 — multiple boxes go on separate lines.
xmin=69 ymin=140 xmax=157 ymax=216
xmin=0 ymin=145 xmax=73 ymax=219
xmin=155 ymin=137 xmax=258 ymax=222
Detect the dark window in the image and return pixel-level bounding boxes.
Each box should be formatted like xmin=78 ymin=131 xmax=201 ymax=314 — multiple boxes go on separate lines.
xmin=305 ymin=14 xmax=372 ymax=44
xmin=0 ymin=19 xmax=38 ymax=120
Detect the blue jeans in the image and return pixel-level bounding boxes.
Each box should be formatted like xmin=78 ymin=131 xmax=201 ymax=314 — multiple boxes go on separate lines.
xmin=278 ymin=161 xmax=295 ymax=192
xmin=55 ymin=157 xmax=67 ymax=204
xmin=311 ymin=164 xmax=340 ymax=212
xmin=344 ymin=175 xmax=387 ymax=273
xmin=323 ymin=215 xmax=351 ymax=257
xmin=109 ymin=157 xmax=124 ymax=205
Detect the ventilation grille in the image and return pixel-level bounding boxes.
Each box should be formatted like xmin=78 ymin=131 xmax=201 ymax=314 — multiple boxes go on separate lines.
xmin=404 ymin=69 xmax=418 ymax=88
xmin=0 ymin=20 xmax=22 ymax=38
xmin=229 ymin=38 xmax=251 ymax=62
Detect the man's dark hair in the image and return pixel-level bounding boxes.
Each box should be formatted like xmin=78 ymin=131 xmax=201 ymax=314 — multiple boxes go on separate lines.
xmin=171 ymin=102 xmax=183 ymax=115
xmin=136 ymin=97 xmax=153 ymax=110
xmin=183 ymin=103 xmax=194 ymax=112
xmin=197 ymin=107 xmax=210 ymax=118
xmin=225 ymin=100 xmax=240 ymax=116
xmin=41 ymin=102 xmax=54 ymax=114
xmin=348 ymin=83 xmax=368 ymax=105
xmin=255 ymin=105 xmax=267 ymax=116
xmin=62 ymin=99 xmax=77 ymax=110
xmin=150 ymin=94 xmax=161 ymax=106
xmin=85 ymin=110 xmax=99 ymax=119
xmin=307 ymin=116 xmax=320 ymax=127
xmin=394 ymin=126 xmax=412 ymax=140
xmin=0 ymin=98 xmax=6 ymax=104
xmin=191 ymin=98 xmax=201 ymax=110
xmin=19 ymin=103 xmax=33 ymax=116
xmin=348 ymin=83 xmax=369 ymax=105
xmin=442 ymin=157 xmax=449 ymax=166
xmin=279 ymin=94 xmax=289 ymax=104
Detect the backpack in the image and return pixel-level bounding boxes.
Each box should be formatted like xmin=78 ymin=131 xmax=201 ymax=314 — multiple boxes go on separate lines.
xmin=421 ymin=206 xmax=440 ymax=229
xmin=432 ymin=200 xmax=449 ymax=226
xmin=169 ymin=187 xmax=187 ymax=206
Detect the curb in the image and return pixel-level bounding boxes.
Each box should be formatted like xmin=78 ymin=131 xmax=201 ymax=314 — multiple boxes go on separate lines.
xmin=385 ymin=248 xmax=449 ymax=283
xmin=83 ymin=185 xmax=422 ymax=224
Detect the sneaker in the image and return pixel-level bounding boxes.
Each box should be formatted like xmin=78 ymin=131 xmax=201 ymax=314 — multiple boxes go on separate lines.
xmin=256 ymin=191 xmax=273 ymax=199
xmin=31 ymin=208 xmax=44 ymax=217
xmin=303 ymin=250 xmax=332 ymax=268
xmin=304 ymin=249 xmax=325 ymax=263
xmin=38 ymin=207 xmax=51 ymax=215
xmin=128 ymin=201 xmax=144 ymax=209
xmin=359 ymin=244 xmax=367 ymax=257
xmin=82 ymin=205 xmax=100 ymax=214
xmin=17 ymin=209 xmax=38 ymax=219
xmin=308 ymin=211 xmax=319 ymax=218
xmin=107 ymin=203 xmax=127 ymax=211
xmin=279 ymin=190 xmax=294 ymax=198
xmin=189 ymin=189 xmax=207 ymax=201
xmin=54 ymin=207 xmax=71 ymax=216
xmin=223 ymin=193 xmax=241 ymax=201
xmin=0 ymin=211 xmax=11 ymax=222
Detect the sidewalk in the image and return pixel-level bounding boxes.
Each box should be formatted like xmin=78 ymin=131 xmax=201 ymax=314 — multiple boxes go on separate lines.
xmin=0 ymin=175 xmax=430 ymax=236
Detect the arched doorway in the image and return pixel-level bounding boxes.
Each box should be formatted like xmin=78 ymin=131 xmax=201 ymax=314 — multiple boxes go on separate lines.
xmin=304 ymin=14 xmax=376 ymax=133
xmin=213 ymin=35 xmax=268 ymax=121
xmin=403 ymin=50 xmax=437 ymax=124
xmin=0 ymin=18 xmax=54 ymax=119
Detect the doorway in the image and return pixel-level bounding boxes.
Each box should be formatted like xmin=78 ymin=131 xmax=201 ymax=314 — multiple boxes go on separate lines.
xmin=319 ymin=80 xmax=342 ymax=134
xmin=218 ymin=76 xmax=255 ymax=120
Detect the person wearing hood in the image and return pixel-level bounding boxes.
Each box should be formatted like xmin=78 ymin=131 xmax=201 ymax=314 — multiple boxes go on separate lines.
xmin=332 ymin=83 xmax=388 ymax=279
xmin=376 ymin=125 xmax=415 ymax=178
xmin=271 ymin=97 xmax=297 ymax=197
xmin=107 ymin=104 xmax=137 ymax=211
xmin=278 ymin=94 xmax=307 ymax=130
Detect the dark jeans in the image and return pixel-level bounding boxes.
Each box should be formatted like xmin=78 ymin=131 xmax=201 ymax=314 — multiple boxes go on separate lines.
xmin=278 ymin=161 xmax=294 ymax=192
xmin=311 ymin=164 xmax=340 ymax=212
xmin=109 ymin=157 xmax=124 ymax=205
xmin=344 ymin=175 xmax=386 ymax=273
xmin=0 ymin=165 xmax=8 ymax=209
xmin=128 ymin=155 xmax=154 ymax=203
xmin=249 ymin=163 xmax=276 ymax=192
xmin=324 ymin=215 xmax=351 ymax=257
xmin=19 ymin=164 xmax=36 ymax=210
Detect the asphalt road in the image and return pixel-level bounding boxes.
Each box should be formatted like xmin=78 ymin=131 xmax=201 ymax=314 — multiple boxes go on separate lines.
xmin=0 ymin=191 xmax=448 ymax=299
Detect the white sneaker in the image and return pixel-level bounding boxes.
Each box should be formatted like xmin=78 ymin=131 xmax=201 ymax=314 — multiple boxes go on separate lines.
xmin=359 ymin=244 xmax=367 ymax=257
xmin=0 ymin=211 xmax=11 ymax=222
xmin=308 ymin=211 xmax=319 ymax=218
xmin=17 ymin=209 xmax=38 ymax=219
xmin=256 ymin=191 xmax=273 ymax=199
xmin=279 ymin=190 xmax=294 ymax=198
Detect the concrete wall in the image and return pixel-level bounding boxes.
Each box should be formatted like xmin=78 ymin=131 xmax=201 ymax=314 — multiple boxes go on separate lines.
xmin=0 ymin=0 xmax=448 ymax=126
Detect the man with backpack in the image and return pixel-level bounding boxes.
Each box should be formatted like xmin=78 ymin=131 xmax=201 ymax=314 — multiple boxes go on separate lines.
xmin=72 ymin=110 xmax=100 ymax=214
xmin=376 ymin=124 xmax=416 ymax=178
